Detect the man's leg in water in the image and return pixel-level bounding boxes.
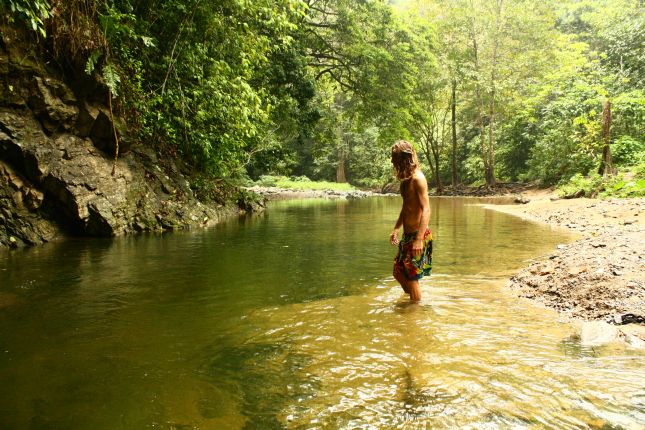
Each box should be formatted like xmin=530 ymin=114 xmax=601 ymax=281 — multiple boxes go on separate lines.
xmin=407 ymin=280 xmax=421 ymax=302
xmin=394 ymin=266 xmax=411 ymax=294
xmin=394 ymin=265 xmax=422 ymax=301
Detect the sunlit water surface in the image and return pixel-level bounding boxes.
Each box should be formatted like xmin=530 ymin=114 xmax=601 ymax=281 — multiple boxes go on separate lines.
xmin=0 ymin=197 xmax=643 ymax=429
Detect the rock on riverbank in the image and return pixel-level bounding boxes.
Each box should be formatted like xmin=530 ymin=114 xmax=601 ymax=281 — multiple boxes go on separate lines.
xmin=485 ymin=194 xmax=644 ymax=326
xmin=246 ymin=186 xmax=390 ymax=201
xmin=0 ymin=26 xmax=240 ymax=249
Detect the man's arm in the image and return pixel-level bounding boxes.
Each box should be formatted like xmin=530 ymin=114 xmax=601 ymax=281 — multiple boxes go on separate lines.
xmin=390 ymin=209 xmax=404 ymax=245
xmin=412 ymin=174 xmax=430 ymax=255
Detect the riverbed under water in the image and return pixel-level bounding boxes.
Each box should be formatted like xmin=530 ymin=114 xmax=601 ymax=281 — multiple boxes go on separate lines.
xmin=0 ymin=197 xmax=643 ymax=429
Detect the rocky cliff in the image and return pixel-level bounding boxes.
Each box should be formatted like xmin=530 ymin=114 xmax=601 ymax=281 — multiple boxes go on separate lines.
xmin=0 ymin=27 xmax=247 ymax=249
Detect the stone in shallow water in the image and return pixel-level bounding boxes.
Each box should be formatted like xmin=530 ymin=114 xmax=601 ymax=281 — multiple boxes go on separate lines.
xmin=579 ymin=321 xmax=619 ymax=346
xmin=622 ymin=333 xmax=645 ymax=349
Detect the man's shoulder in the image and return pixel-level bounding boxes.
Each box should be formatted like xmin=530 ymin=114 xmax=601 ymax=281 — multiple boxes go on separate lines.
xmin=412 ymin=170 xmax=427 ymax=185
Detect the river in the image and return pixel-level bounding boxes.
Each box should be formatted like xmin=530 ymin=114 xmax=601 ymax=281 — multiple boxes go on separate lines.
xmin=0 ymin=197 xmax=643 ymax=429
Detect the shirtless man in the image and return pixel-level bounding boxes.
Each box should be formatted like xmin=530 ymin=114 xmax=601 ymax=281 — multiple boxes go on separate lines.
xmin=389 ymin=140 xmax=432 ymax=302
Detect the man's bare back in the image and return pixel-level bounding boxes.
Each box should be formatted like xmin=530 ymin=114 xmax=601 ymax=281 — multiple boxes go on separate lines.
xmin=399 ymin=170 xmax=430 ymax=235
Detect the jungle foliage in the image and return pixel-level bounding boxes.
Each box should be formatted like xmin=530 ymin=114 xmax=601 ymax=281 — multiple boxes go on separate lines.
xmin=4 ymin=0 xmax=644 ymax=193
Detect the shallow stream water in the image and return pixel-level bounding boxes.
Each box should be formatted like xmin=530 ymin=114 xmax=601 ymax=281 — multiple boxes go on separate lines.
xmin=0 ymin=197 xmax=643 ymax=429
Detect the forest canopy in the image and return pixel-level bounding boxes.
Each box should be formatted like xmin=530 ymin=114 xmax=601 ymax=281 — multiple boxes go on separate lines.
xmin=4 ymin=0 xmax=645 ymax=193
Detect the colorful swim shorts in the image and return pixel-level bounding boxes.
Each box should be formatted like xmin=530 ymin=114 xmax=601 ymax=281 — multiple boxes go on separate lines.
xmin=393 ymin=229 xmax=432 ymax=281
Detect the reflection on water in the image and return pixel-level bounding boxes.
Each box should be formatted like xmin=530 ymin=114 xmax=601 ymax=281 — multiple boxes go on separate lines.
xmin=0 ymin=197 xmax=643 ymax=429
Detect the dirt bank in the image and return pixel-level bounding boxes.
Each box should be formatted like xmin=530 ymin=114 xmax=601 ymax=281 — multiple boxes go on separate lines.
xmin=484 ymin=192 xmax=644 ymax=328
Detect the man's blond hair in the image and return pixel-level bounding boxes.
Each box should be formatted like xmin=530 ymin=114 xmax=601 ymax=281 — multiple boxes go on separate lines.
xmin=391 ymin=140 xmax=419 ymax=181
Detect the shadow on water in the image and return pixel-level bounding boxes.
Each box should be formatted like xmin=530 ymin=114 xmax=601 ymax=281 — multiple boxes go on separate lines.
xmin=201 ymin=340 xmax=318 ymax=429
xmin=559 ymin=334 xmax=603 ymax=359
xmin=399 ymin=368 xmax=454 ymax=421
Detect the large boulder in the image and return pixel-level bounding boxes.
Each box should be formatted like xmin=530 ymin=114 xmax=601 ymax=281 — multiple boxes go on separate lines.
xmin=0 ymin=160 xmax=59 ymax=247
xmin=76 ymin=101 xmax=100 ymax=137
xmin=27 ymin=76 xmax=78 ymax=133
xmin=0 ymin=107 xmax=236 ymax=244
xmin=89 ymin=108 xmax=131 ymax=155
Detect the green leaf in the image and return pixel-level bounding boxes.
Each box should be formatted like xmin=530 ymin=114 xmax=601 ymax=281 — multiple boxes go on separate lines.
xmin=141 ymin=36 xmax=155 ymax=47
xmin=613 ymin=180 xmax=625 ymax=191
xmin=102 ymin=63 xmax=121 ymax=96
xmin=85 ymin=50 xmax=103 ymax=75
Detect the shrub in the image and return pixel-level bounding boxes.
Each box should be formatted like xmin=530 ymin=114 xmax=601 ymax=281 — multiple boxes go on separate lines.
xmin=558 ymin=165 xmax=645 ymax=198
xmin=190 ymin=176 xmax=235 ymax=205
xmin=4 ymin=0 xmax=50 ymax=37
xmin=257 ymin=175 xmax=283 ymax=187
xmin=598 ymin=164 xmax=645 ymax=198
xmin=557 ymin=173 xmax=603 ymax=197
xmin=235 ymin=188 xmax=265 ymax=212
xmin=289 ymin=175 xmax=311 ymax=182
xmin=613 ymin=136 xmax=645 ymax=166
xmin=352 ymin=177 xmax=382 ymax=190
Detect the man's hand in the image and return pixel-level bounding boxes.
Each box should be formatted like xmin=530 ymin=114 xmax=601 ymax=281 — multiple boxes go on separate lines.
xmin=412 ymin=238 xmax=423 ymax=256
xmin=390 ymin=230 xmax=399 ymax=246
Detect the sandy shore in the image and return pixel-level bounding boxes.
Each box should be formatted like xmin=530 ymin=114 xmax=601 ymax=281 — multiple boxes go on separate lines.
xmin=483 ymin=191 xmax=644 ymax=334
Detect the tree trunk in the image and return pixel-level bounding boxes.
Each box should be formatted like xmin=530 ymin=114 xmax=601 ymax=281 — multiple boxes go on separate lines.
xmin=486 ymin=94 xmax=496 ymax=187
xmin=470 ymin=21 xmax=490 ymax=187
xmin=485 ymin=0 xmax=503 ymax=188
xmin=336 ymin=149 xmax=347 ymax=183
xmin=451 ymin=79 xmax=458 ymax=187
xmin=421 ymin=133 xmax=435 ymax=181
xmin=424 ymin=147 xmax=437 ymax=186
xmin=600 ymin=98 xmax=615 ymax=177
xmin=433 ymin=146 xmax=443 ymax=195
xmin=476 ymin=102 xmax=489 ymax=184
xmin=422 ymin=125 xmax=443 ymax=195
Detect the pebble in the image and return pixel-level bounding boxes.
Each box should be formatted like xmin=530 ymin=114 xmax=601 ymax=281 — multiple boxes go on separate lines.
xmin=568 ymin=266 xmax=588 ymax=276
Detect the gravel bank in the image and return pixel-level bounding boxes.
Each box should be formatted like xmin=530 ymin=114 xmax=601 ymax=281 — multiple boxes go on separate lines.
xmin=484 ymin=195 xmax=644 ymax=327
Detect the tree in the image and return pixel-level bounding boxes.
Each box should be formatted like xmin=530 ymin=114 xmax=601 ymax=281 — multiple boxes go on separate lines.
xmin=302 ymin=0 xmax=437 ymax=185
xmin=461 ymin=0 xmax=556 ymax=186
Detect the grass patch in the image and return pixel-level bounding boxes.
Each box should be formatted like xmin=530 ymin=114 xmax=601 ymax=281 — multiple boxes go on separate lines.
xmin=256 ymin=175 xmax=355 ymax=191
